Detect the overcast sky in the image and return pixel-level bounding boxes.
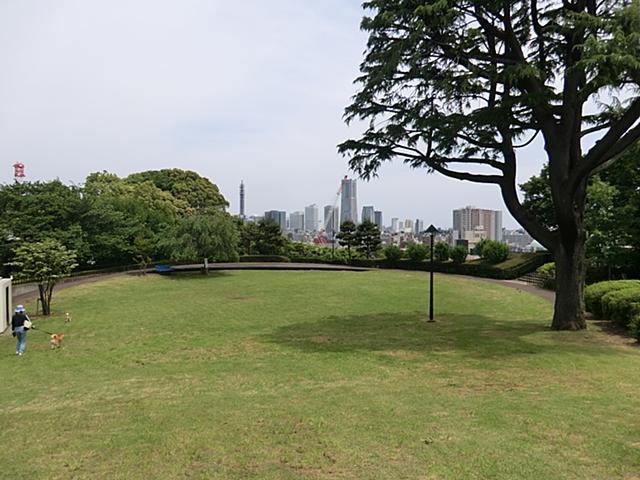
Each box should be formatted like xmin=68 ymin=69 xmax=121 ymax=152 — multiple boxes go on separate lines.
xmin=0 ymin=0 xmax=549 ymax=228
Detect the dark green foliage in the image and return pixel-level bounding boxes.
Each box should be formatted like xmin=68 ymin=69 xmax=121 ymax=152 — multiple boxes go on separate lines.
xmin=480 ymin=241 xmax=510 ymax=264
xmin=473 ymin=239 xmax=488 ymax=257
xmin=536 ymin=263 xmax=556 ymax=290
xmin=239 ymin=255 xmax=290 ymax=263
xmin=434 ymin=242 xmax=450 ymax=263
xmin=450 ymin=246 xmax=468 ymax=265
xmin=355 ymin=220 xmax=382 ymax=258
xmin=336 ymin=221 xmax=357 ymax=259
xmin=601 ymin=288 xmax=640 ymax=328
xmin=406 ymin=242 xmax=428 ymax=262
xmin=254 ymin=219 xmax=288 ymax=256
xmin=382 ymin=245 xmax=403 ymax=262
xmin=584 ymin=280 xmax=640 ymax=318
xmin=629 ymin=313 xmax=640 ymax=342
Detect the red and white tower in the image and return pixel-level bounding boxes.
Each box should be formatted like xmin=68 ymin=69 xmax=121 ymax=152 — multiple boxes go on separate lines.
xmin=13 ymin=162 xmax=25 ymax=183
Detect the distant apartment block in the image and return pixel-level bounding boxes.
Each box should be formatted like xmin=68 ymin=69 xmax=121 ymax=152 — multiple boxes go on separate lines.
xmin=361 ymin=206 xmax=375 ymax=223
xmin=452 ymin=206 xmax=503 ymax=248
xmin=289 ymin=211 xmax=304 ymax=231
xmin=264 ymin=210 xmax=287 ymax=231
xmin=340 ymin=177 xmax=358 ymax=225
xmin=324 ymin=205 xmax=339 ymax=236
xmin=374 ymin=211 xmax=383 ymax=231
xmin=391 ymin=217 xmax=399 ymax=233
xmin=305 ymin=204 xmax=319 ymax=232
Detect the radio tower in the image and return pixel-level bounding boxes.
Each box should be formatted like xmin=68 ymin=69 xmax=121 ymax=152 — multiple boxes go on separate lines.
xmin=13 ymin=162 xmax=26 ymax=183
xmin=239 ymin=181 xmax=245 ymax=219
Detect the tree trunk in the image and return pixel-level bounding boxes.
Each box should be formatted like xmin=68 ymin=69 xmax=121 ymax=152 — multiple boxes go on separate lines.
xmin=39 ymin=283 xmax=51 ymax=315
xmin=552 ymin=234 xmax=587 ymax=330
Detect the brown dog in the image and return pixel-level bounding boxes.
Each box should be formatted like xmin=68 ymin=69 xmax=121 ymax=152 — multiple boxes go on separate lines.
xmin=50 ymin=334 xmax=65 ymax=349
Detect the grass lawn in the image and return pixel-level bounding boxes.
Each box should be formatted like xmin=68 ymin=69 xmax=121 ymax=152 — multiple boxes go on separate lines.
xmin=1 ymin=270 xmax=639 ymax=479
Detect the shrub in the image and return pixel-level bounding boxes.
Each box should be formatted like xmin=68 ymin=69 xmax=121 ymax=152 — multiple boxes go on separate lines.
xmin=600 ymin=287 xmax=640 ymax=327
xmin=584 ymin=280 xmax=640 ymax=318
xmin=239 ymin=255 xmax=290 ymax=263
xmin=536 ymin=262 xmax=556 ymax=290
xmin=382 ymin=245 xmax=403 ymax=262
xmin=474 ymin=238 xmax=488 ymax=257
xmin=629 ymin=311 xmax=640 ymax=342
xmin=434 ymin=241 xmax=450 ymax=262
xmin=450 ymin=245 xmax=468 ymax=264
xmin=406 ymin=243 xmax=428 ymax=262
xmin=480 ymin=240 xmax=510 ymax=264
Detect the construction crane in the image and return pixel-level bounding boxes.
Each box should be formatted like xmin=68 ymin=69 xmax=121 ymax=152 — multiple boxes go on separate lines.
xmin=314 ymin=176 xmax=345 ymax=245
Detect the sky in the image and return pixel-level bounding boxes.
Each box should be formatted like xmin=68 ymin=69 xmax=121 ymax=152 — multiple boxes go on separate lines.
xmin=0 ymin=0 xmax=550 ymax=228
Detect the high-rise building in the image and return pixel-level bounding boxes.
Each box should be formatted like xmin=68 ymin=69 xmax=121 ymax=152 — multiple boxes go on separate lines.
xmin=304 ymin=204 xmax=319 ymax=232
xmin=264 ymin=210 xmax=287 ymax=231
xmin=391 ymin=218 xmax=399 ymax=233
xmin=452 ymin=206 xmax=503 ymax=243
xmin=340 ymin=177 xmax=358 ymax=225
xmin=289 ymin=211 xmax=304 ymax=231
xmin=415 ymin=219 xmax=424 ymax=234
xmin=404 ymin=219 xmax=413 ymax=233
xmin=361 ymin=206 xmax=375 ymax=223
xmin=324 ymin=205 xmax=339 ymax=236
xmin=239 ymin=181 xmax=245 ymax=219
xmin=374 ymin=211 xmax=383 ymax=231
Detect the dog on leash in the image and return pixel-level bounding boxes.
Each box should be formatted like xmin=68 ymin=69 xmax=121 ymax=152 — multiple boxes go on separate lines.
xmin=65 ymin=312 xmax=71 ymax=323
xmin=50 ymin=333 xmax=65 ymax=349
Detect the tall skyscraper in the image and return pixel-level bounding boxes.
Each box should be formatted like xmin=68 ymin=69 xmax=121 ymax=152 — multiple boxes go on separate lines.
xmin=289 ymin=211 xmax=304 ymax=231
xmin=324 ymin=205 xmax=339 ymax=236
xmin=361 ymin=206 xmax=375 ymax=223
xmin=239 ymin=181 xmax=245 ymax=219
xmin=391 ymin=218 xmax=399 ymax=233
xmin=340 ymin=177 xmax=358 ymax=225
xmin=304 ymin=204 xmax=319 ymax=232
xmin=264 ymin=210 xmax=287 ymax=231
xmin=374 ymin=211 xmax=383 ymax=231
xmin=415 ymin=219 xmax=424 ymax=234
xmin=452 ymin=206 xmax=503 ymax=243
xmin=404 ymin=219 xmax=413 ymax=232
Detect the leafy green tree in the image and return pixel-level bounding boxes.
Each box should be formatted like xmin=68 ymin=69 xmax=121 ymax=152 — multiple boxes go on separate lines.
xmin=164 ymin=212 xmax=238 ymax=273
xmin=7 ymin=239 xmax=78 ymax=315
xmin=382 ymin=245 xmax=403 ymax=262
xmin=481 ymin=241 xmax=510 ymax=264
xmin=450 ymin=246 xmax=468 ymax=265
xmin=340 ymin=1 xmax=640 ymax=330
xmin=434 ymin=242 xmax=450 ymax=263
xmin=355 ymin=220 xmax=381 ymax=258
xmin=336 ymin=221 xmax=357 ymax=260
xmin=406 ymin=242 xmax=428 ymax=262
xmin=127 ymin=169 xmax=228 ymax=212
xmin=237 ymin=220 xmax=260 ymax=255
xmin=254 ymin=219 xmax=288 ymax=255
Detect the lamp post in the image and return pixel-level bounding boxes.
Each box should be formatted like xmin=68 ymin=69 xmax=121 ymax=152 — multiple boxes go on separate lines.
xmin=425 ymin=224 xmax=438 ymax=322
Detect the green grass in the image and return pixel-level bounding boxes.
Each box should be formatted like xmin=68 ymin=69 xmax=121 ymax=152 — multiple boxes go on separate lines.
xmin=1 ymin=270 xmax=639 ymax=479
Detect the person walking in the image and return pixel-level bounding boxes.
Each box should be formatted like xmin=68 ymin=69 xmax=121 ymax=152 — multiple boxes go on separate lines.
xmin=12 ymin=304 xmax=30 ymax=356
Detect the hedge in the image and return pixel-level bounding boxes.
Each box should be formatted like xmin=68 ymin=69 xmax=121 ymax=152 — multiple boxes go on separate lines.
xmin=600 ymin=287 xmax=640 ymax=328
xmin=239 ymin=255 xmax=291 ymax=263
xmin=584 ymin=280 xmax=640 ymax=318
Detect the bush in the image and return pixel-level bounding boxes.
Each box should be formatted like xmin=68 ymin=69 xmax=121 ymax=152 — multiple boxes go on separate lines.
xmin=480 ymin=240 xmax=510 ymax=264
xmin=474 ymin=238 xmax=488 ymax=257
xmin=382 ymin=245 xmax=403 ymax=262
xmin=406 ymin=243 xmax=428 ymax=262
xmin=584 ymin=280 xmax=640 ymax=318
xmin=434 ymin=241 xmax=450 ymax=262
xmin=600 ymin=287 xmax=640 ymax=327
xmin=629 ymin=311 xmax=640 ymax=342
xmin=239 ymin=255 xmax=290 ymax=263
xmin=536 ymin=262 xmax=556 ymax=290
xmin=450 ymin=245 xmax=468 ymax=264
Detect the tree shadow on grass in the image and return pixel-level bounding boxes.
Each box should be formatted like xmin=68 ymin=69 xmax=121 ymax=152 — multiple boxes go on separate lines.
xmin=160 ymin=271 xmax=232 ymax=281
xmin=265 ymin=311 xmax=618 ymax=360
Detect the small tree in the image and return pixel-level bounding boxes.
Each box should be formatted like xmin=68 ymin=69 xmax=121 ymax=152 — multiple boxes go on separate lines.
xmin=434 ymin=242 xmax=450 ymax=263
xmin=450 ymin=245 xmax=468 ymax=265
xmin=7 ymin=239 xmax=78 ymax=315
xmin=254 ymin=219 xmax=287 ymax=255
xmin=481 ymin=241 xmax=510 ymax=264
xmin=355 ymin=220 xmax=381 ymax=259
xmin=382 ymin=245 xmax=403 ymax=262
xmin=406 ymin=242 xmax=428 ymax=262
xmin=166 ymin=212 xmax=238 ymax=274
xmin=336 ymin=221 xmax=357 ymax=260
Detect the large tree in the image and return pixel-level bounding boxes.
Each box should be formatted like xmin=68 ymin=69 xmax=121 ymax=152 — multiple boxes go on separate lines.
xmin=340 ymin=1 xmax=640 ymax=330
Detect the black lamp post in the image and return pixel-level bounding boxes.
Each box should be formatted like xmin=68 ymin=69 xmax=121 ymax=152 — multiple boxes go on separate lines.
xmin=425 ymin=224 xmax=438 ymax=322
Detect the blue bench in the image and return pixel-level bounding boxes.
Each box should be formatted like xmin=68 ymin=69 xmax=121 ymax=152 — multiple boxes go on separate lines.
xmin=154 ymin=264 xmax=175 ymax=275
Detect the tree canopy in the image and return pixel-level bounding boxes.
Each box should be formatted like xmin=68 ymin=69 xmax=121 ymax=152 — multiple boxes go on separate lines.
xmin=340 ymin=0 xmax=640 ymax=330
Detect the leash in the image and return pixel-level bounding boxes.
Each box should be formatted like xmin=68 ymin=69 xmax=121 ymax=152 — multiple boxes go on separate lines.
xmin=30 ymin=326 xmax=55 ymax=336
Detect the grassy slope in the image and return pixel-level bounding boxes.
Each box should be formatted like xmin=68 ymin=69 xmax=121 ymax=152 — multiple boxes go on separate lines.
xmin=0 ymin=271 xmax=638 ymax=480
